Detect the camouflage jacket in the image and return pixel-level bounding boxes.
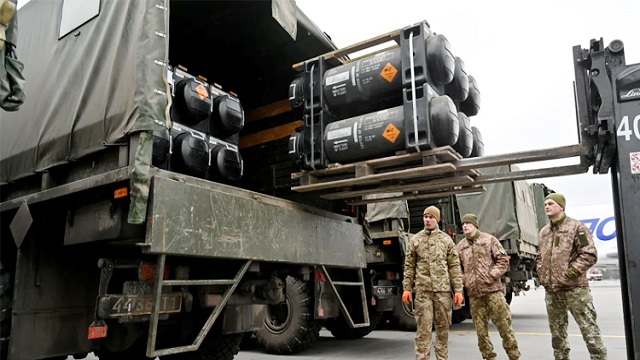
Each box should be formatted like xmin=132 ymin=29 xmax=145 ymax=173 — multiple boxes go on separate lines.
xmin=402 ymin=228 xmax=463 ymax=293
xmin=536 ymin=215 xmax=598 ymax=292
xmin=456 ymin=230 xmax=509 ymax=298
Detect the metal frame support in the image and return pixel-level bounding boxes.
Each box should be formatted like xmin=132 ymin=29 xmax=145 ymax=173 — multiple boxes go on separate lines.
xmin=574 ymin=38 xmax=640 ymax=360
xmin=607 ymin=50 xmax=640 ymax=360
xmin=302 ymin=57 xmax=329 ymax=170
xmin=146 ymin=256 xmax=252 ymax=357
xmin=401 ymin=22 xmax=433 ymax=153
xmin=319 ymin=266 xmax=370 ymax=328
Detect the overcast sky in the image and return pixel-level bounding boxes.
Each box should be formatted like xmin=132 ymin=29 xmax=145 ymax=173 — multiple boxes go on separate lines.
xmin=296 ymin=0 xmax=639 ymax=211
xmin=16 ymin=0 xmax=637 ymax=211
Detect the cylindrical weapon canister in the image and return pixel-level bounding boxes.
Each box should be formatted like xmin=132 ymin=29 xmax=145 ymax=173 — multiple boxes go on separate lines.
xmin=324 ymin=106 xmax=407 ymax=163
xmin=453 ymin=112 xmax=473 ymax=158
xmin=290 ymin=34 xmax=457 ymax=118
xmin=470 ymin=126 xmax=485 ymax=157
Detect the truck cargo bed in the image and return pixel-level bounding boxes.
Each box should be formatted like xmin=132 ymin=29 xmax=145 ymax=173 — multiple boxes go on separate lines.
xmin=145 ymin=170 xmax=366 ymax=268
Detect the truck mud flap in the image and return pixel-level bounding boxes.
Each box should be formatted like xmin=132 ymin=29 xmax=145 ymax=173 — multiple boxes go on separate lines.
xmin=145 ymin=255 xmax=251 ymax=357
xmin=318 ymin=266 xmax=370 ymax=329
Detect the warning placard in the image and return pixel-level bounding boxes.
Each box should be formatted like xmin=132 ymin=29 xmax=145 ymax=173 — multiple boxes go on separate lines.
xmin=380 ymin=63 xmax=398 ymax=83
xmin=195 ymin=84 xmax=209 ymax=100
xmin=631 ymin=152 xmax=640 ymax=174
xmin=383 ymin=123 xmax=401 ymax=143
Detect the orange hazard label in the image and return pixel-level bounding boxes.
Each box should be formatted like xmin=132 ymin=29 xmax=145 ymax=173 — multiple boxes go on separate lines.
xmin=380 ymin=63 xmax=398 ymax=83
xmin=195 ymin=84 xmax=209 ymax=100
xmin=383 ymin=123 xmax=400 ymax=143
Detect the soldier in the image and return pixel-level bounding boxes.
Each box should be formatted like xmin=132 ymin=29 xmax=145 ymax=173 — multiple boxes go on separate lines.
xmin=402 ymin=206 xmax=464 ymax=360
xmin=456 ymin=213 xmax=521 ymax=360
xmin=537 ymin=193 xmax=607 ymax=360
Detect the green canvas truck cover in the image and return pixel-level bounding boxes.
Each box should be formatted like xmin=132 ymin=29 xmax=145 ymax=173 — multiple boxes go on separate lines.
xmin=0 ymin=0 xmax=337 ymax=222
xmin=0 ymin=0 xmax=166 ymax=182
xmin=531 ymin=183 xmax=551 ymax=231
xmin=455 ymin=165 xmax=540 ymax=255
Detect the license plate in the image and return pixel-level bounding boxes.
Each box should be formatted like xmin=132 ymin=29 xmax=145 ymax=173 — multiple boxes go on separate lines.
xmin=98 ymin=293 xmax=182 ymax=318
xmin=373 ymin=286 xmax=396 ymax=298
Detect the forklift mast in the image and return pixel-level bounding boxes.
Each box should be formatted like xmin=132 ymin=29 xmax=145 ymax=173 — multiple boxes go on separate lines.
xmin=573 ymin=38 xmax=640 ymax=360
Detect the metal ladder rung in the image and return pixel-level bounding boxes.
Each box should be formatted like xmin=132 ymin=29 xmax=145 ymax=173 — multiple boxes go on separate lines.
xmin=147 ymin=257 xmax=252 ymax=357
xmin=332 ymin=281 xmax=362 ymax=286
xmin=351 ymin=323 xmax=371 ymax=328
xmin=320 ymin=266 xmax=370 ymax=329
xmin=162 ymin=279 xmax=236 ymax=286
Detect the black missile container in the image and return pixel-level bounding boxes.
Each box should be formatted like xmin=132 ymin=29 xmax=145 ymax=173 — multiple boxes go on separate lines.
xmin=289 ymin=21 xmax=484 ymax=170
xmin=151 ymin=66 xmax=244 ymax=182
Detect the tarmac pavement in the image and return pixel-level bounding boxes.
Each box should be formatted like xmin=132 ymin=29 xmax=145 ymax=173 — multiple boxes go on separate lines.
xmin=236 ymin=280 xmax=626 ymax=360
xmin=75 ymin=280 xmax=627 ymax=359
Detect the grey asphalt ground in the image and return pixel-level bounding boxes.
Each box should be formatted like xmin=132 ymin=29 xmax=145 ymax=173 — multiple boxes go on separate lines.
xmin=77 ymin=280 xmax=627 ymax=359
xmin=235 ymin=280 xmax=626 ymax=360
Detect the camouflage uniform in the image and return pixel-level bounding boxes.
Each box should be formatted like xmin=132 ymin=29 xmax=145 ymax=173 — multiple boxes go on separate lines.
xmin=403 ymin=228 xmax=463 ymax=360
xmin=457 ymin=230 xmax=521 ymax=360
xmin=537 ymin=214 xmax=607 ymax=360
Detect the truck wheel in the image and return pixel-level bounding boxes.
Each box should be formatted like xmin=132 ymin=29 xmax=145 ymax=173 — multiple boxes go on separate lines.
xmin=160 ymin=334 xmax=242 ymax=360
xmin=255 ymin=276 xmax=320 ymax=354
xmin=94 ymin=322 xmax=147 ymax=359
xmin=325 ymin=311 xmax=382 ymax=340
xmin=391 ymin=293 xmax=416 ymax=331
xmin=0 ymin=261 xmax=13 ymax=360
xmin=95 ymin=341 xmax=146 ymax=359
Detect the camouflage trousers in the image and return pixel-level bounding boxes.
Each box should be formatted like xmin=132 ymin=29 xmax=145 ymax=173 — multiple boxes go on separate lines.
xmin=413 ymin=291 xmax=452 ymax=360
xmin=545 ymin=287 xmax=607 ymax=360
xmin=469 ymin=291 xmax=520 ymax=360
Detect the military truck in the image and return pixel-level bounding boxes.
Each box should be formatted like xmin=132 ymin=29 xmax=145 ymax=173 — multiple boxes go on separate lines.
xmin=454 ymin=165 xmax=543 ymax=305
xmin=248 ymin=11 xmax=487 ymax=354
xmin=5 ymin=1 xmax=638 ymax=359
xmin=0 ymin=1 xmax=375 ymax=359
xmin=360 ymin=165 xmax=546 ymax=330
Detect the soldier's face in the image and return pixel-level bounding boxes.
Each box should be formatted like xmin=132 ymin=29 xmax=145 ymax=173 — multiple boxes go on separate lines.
xmin=544 ymin=199 xmax=563 ymax=218
xmin=462 ymin=222 xmax=476 ymax=236
xmin=424 ymin=214 xmax=438 ymax=230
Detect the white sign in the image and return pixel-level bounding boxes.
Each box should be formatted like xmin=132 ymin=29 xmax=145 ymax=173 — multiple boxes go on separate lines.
xmin=325 ymin=71 xmax=350 ymax=86
xmin=631 ymin=152 xmax=640 ymax=174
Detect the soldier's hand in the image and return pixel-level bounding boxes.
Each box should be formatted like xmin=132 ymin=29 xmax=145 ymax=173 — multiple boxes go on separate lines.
xmin=454 ymin=292 xmax=464 ymax=307
xmin=402 ymin=290 xmax=412 ymax=304
xmin=566 ymin=267 xmax=579 ymax=279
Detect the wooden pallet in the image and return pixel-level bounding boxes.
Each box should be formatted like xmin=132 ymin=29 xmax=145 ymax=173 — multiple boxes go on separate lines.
xmin=291 ymin=27 xmax=402 ymax=71
xmin=291 ymin=146 xmax=483 ymax=205
xmin=291 ymin=20 xmax=435 ymax=72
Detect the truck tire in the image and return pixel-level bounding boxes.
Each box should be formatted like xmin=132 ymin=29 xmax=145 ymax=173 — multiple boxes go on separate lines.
xmin=255 ymin=276 xmax=320 ymax=355
xmin=324 ymin=311 xmax=382 ymax=340
xmin=1 ymin=261 xmax=13 ymax=360
xmin=391 ymin=293 xmax=416 ymax=331
xmin=160 ymin=334 xmax=242 ymax=360
xmin=94 ymin=322 xmax=148 ymax=359
xmin=95 ymin=338 xmax=146 ymax=360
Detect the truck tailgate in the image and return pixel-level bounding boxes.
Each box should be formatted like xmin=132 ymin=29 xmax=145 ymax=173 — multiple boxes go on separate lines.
xmin=145 ymin=171 xmax=366 ymax=268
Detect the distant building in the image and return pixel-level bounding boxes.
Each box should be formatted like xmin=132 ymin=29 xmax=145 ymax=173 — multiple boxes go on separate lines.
xmin=593 ymin=251 xmax=620 ymax=280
